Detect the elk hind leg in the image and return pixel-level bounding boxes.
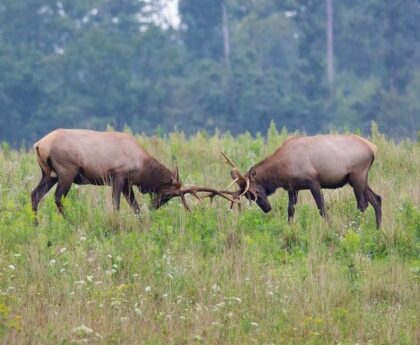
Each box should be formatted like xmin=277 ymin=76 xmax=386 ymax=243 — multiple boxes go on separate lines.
xmin=54 ymin=179 xmax=73 ymax=215
xmin=349 ymin=175 xmax=369 ymax=213
xmin=365 ymin=185 xmax=382 ymax=228
xmin=31 ymin=171 xmax=58 ymax=222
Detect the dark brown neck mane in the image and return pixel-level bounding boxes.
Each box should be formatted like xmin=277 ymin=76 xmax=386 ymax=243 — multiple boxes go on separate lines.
xmin=251 ymin=158 xmax=285 ymax=196
xmin=139 ymin=157 xmax=173 ymax=193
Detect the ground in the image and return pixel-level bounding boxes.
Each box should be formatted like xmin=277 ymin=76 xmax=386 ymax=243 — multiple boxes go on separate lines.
xmin=0 ymin=126 xmax=419 ymax=344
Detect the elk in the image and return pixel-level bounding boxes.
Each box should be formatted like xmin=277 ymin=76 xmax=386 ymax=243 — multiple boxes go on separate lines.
xmin=31 ymin=129 xmax=237 ymax=221
xmin=222 ymin=134 xmax=382 ymax=228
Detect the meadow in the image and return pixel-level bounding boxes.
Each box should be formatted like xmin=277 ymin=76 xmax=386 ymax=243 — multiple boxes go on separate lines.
xmin=0 ymin=124 xmax=419 ymax=344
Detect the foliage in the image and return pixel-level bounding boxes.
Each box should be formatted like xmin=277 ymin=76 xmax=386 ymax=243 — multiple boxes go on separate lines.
xmin=0 ymin=0 xmax=419 ymax=144
xmin=0 ymin=129 xmax=419 ymax=344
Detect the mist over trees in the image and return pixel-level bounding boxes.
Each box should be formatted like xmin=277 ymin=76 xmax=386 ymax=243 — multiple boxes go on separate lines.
xmin=0 ymin=0 xmax=419 ymax=144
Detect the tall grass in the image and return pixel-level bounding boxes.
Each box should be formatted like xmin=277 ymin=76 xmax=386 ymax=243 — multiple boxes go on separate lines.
xmin=0 ymin=125 xmax=419 ymax=344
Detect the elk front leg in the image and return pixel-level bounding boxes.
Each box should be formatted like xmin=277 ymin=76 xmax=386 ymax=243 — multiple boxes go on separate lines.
xmin=123 ymin=184 xmax=140 ymax=215
xmin=111 ymin=175 xmax=125 ymax=211
xmin=287 ymin=190 xmax=298 ymax=223
xmin=309 ymin=183 xmax=326 ymax=218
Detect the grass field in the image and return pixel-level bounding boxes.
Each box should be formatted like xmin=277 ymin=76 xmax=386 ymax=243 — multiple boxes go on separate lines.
xmin=0 ymin=124 xmax=419 ymax=344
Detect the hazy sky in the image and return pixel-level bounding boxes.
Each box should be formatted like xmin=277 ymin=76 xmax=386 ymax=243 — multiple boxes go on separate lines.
xmin=162 ymin=0 xmax=180 ymax=28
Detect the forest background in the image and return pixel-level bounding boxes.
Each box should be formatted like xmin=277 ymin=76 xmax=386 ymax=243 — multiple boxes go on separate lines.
xmin=0 ymin=0 xmax=419 ymax=145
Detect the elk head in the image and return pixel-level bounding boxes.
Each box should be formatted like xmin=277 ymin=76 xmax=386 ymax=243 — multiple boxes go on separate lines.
xmin=151 ymin=166 xmax=240 ymax=211
xmin=150 ymin=167 xmax=183 ymax=209
xmin=222 ymin=152 xmax=272 ymax=213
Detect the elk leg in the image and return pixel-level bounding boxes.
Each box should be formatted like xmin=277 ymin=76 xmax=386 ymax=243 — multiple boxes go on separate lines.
xmin=310 ymin=183 xmax=326 ymax=217
xmin=350 ymin=179 xmax=368 ymax=212
xmin=111 ymin=175 xmax=125 ymax=211
xmin=287 ymin=190 xmax=298 ymax=223
xmin=31 ymin=171 xmax=58 ymax=221
xmin=123 ymin=184 xmax=140 ymax=215
xmin=365 ymin=185 xmax=382 ymax=228
xmin=54 ymin=181 xmax=72 ymax=214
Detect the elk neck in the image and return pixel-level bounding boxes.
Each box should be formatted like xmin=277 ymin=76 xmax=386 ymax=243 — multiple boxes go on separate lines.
xmin=252 ymin=157 xmax=287 ymax=196
xmin=138 ymin=157 xmax=173 ymax=194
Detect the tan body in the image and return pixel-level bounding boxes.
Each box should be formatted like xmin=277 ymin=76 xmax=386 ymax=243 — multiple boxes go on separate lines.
xmin=31 ymin=129 xmax=180 ymax=218
xmin=31 ymin=129 xmax=236 ymax=221
xmin=35 ymin=129 xmax=166 ymax=188
xmin=229 ymin=134 xmax=382 ymax=227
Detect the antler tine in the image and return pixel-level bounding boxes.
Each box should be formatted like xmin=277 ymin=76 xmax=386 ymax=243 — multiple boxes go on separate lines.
xmin=221 ymin=152 xmax=249 ymax=182
xmin=221 ymin=152 xmax=238 ymax=169
xmin=239 ymin=179 xmax=250 ymax=197
xmin=224 ymin=178 xmax=239 ymax=191
xmin=179 ymin=193 xmax=191 ymax=212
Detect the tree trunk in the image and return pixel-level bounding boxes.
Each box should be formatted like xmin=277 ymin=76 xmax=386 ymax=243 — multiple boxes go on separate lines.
xmin=222 ymin=1 xmax=231 ymax=74
xmin=326 ymin=0 xmax=334 ymax=93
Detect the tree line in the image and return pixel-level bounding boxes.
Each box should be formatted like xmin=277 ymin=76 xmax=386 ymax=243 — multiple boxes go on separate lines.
xmin=0 ymin=0 xmax=419 ymax=145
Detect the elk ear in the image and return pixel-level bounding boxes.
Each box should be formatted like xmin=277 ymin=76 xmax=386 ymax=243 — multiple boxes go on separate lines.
xmin=172 ymin=166 xmax=180 ymax=184
xmin=249 ymin=167 xmax=257 ymax=181
xmin=230 ymin=170 xmax=246 ymax=187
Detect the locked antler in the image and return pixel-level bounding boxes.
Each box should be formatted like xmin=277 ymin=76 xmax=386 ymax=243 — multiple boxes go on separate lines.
xmin=221 ymin=152 xmax=250 ymax=197
xmin=177 ymin=186 xmax=241 ymax=212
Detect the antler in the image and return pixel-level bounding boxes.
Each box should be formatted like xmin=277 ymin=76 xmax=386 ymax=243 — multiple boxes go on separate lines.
xmin=179 ymin=186 xmax=240 ymax=205
xmin=221 ymin=152 xmax=250 ymax=197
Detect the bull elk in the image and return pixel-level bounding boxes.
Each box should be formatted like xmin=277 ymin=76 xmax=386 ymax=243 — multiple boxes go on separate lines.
xmin=223 ymin=134 xmax=382 ymax=228
xmin=31 ymin=129 xmax=237 ymax=221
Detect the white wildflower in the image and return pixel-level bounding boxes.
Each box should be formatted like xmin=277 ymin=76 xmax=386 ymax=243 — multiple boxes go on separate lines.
xmin=214 ymin=301 xmax=225 ymax=310
xmin=80 ymin=236 xmax=87 ymax=242
xmin=60 ymin=247 xmax=67 ymax=254
xmin=49 ymin=259 xmax=56 ymax=266
xmin=111 ymin=300 xmax=121 ymax=307
xmin=145 ymin=286 xmax=151 ymax=293
xmin=8 ymin=265 xmax=16 ymax=270
xmin=71 ymin=324 xmax=94 ymax=337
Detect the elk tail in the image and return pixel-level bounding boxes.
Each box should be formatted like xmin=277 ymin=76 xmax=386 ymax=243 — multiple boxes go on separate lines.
xmin=355 ymin=135 xmax=377 ymax=157
xmin=34 ymin=141 xmax=57 ymax=178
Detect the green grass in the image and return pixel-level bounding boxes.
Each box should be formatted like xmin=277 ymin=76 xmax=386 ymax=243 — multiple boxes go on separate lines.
xmin=0 ymin=126 xmax=419 ymax=344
